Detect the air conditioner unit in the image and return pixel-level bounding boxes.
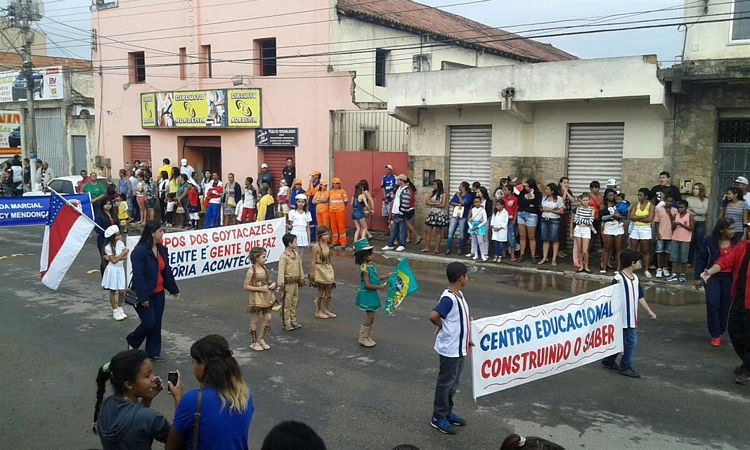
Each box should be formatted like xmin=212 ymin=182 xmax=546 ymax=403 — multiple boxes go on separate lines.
xmin=94 ymin=155 xmax=104 ymax=167
xmin=72 ymin=105 xmax=94 ymax=118
xmin=104 ymin=158 xmax=111 ymax=169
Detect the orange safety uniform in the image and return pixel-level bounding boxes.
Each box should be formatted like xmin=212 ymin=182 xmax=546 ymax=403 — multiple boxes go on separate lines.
xmin=313 ymin=189 xmax=330 ymax=230
xmin=328 ymin=188 xmax=348 ymax=246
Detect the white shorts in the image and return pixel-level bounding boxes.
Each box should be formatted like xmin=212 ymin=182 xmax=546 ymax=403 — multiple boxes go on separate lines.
xmin=573 ymin=224 xmax=591 ymax=239
xmin=629 ymin=224 xmax=652 ymax=240
xmin=603 ymin=221 xmax=625 ymax=236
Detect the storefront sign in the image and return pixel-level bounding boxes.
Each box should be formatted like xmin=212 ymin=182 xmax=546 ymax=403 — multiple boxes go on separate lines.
xmin=255 ymin=128 xmax=298 ymax=147
xmin=471 ymin=285 xmax=622 ymax=399
xmin=0 ymin=66 xmax=64 ymax=103
xmin=140 ymin=93 xmax=156 ymax=128
xmin=141 ymin=88 xmax=261 ymax=129
xmin=0 ymin=194 xmax=93 ymax=227
xmin=126 ymin=218 xmax=285 ymax=281
xmin=0 ymin=110 xmax=22 ymax=155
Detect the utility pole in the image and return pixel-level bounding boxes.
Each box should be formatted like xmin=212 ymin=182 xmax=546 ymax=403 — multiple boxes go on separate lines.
xmin=7 ymin=0 xmax=42 ymax=159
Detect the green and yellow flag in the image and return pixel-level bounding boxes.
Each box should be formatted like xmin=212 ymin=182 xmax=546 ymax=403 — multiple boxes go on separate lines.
xmin=385 ymin=258 xmax=419 ymax=316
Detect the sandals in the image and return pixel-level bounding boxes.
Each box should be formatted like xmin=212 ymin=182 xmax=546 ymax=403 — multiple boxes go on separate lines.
xmin=537 ymin=259 xmax=548 ymax=265
xmin=250 ymin=342 xmax=264 ymax=351
xmin=315 ymin=312 xmax=330 ymax=319
xmin=421 ymin=248 xmax=430 ymax=253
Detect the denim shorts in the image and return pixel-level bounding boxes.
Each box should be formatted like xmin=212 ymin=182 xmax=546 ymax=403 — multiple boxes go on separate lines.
xmin=540 ymin=217 xmax=560 ymax=242
xmin=517 ymin=211 xmax=538 ymax=227
xmin=669 ymin=241 xmax=690 ymax=263
xmin=655 ymin=239 xmax=671 ymax=253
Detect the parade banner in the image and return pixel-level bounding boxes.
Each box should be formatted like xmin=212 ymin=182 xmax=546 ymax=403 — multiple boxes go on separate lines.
xmin=384 ymin=258 xmax=419 ymax=316
xmin=0 ymin=110 xmax=22 ymax=155
xmin=471 ymin=285 xmax=622 ymax=399
xmin=0 ymin=194 xmax=93 ymax=227
xmin=140 ymin=93 xmax=156 ymax=128
xmin=126 ymin=218 xmax=285 ymax=281
xmin=0 ymin=66 xmax=64 ymax=103
xmin=226 ymin=88 xmax=261 ymax=128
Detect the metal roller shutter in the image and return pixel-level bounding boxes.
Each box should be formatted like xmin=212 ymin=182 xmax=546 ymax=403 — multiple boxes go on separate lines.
xmin=449 ymin=126 xmax=491 ymax=193
xmin=36 ymin=107 xmax=67 ymax=176
xmin=261 ymin=148 xmax=295 ymax=195
xmin=128 ymin=136 xmax=152 ymax=166
xmin=567 ymin=123 xmax=624 ymax=195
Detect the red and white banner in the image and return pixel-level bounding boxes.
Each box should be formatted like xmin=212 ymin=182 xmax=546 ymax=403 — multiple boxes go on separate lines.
xmin=127 ymin=219 xmax=285 ymax=281
xmin=471 ymin=285 xmax=622 ymax=399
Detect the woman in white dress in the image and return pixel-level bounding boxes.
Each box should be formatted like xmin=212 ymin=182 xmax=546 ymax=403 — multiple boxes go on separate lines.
xmin=101 ymin=225 xmax=129 ymax=321
xmin=287 ymin=194 xmax=312 ymax=259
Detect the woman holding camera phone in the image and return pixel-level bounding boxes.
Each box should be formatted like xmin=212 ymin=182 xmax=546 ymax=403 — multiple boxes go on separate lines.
xmin=93 ymin=349 xmax=185 ymax=449
xmin=167 ymin=334 xmax=254 ymax=450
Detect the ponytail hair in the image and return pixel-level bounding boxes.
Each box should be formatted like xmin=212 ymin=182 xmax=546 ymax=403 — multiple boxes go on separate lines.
xmin=190 ymin=334 xmax=249 ymax=413
xmin=93 ymin=349 xmax=149 ymax=432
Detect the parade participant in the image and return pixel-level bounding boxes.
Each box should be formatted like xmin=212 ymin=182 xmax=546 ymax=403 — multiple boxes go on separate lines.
xmin=289 ymin=178 xmax=306 ymax=210
xmin=244 ymin=247 xmax=276 ymax=351
xmin=126 ymin=221 xmax=181 ymax=360
xmin=203 ymin=173 xmax=223 ymax=229
xmin=467 ymin=195 xmax=488 ymax=261
xmin=695 ymin=219 xmax=735 ymax=347
xmin=490 ymin=199 xmax=509 ymax=263
xmin=628 ymin=188 xmax=655 ymax=278
xmin=354 ymin=238 xmax=389 ymax=348
xmin=93 ymin=349 xmax=181 ymax=449
xmin=429 ymin=262 xmax=471 ymax=435
xmin=259 ymin=163 xmax=274 ymax=195
xmin=306 ymin=170 xmax=322 ymax=238
xmin=667 ymin=200 xmax=694 ymax=283
xmin=601 ymin=249 xmax=657 ymax=378
xmin=241 ymin=177 xmax=257 ymax=223
xmin=288 ymin=194 xmax=312 ymax=259
xmin=572 ymin=193 xmax=595 ymax=273
xmin=277 ymin=179 xmax=290 ymax=217
xmin=381 ymin=164 xmax=397 ymax=225
xmin=167 ymin=334 xmax=254 ymax=449
xmin=445 ymin=181 xmax=473 ymax=256
xmin=256 ymin=184 xmax=276 ymax=222
xmin=282 ymin=157 xmax=296 ymax=188
xmin=101 ymin=225 xmax=128 ymax=321
xmin=702 ymin=236 xmax=750 ymax=384
xmin=278 ymin=234 xmax=305 ymax=331
xmin=179 ymin=158 xmax=195 ymax=181
xmin=312 ymin=178 xmax=330 ymax=229
xmin=310 ymin=226 xmax=336 ymax=319
xmin=222 ymin=173 xmax=242 ymax=226
xmin=423 ymin=179 xmax=449 ymax=254
xmin=328 ymin=177 xmax=349 ymax=249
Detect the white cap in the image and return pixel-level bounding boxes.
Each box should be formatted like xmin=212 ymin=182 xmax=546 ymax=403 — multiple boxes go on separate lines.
xmin=385 ymin=164 xmax=393 ymax=170
xmin=104 ymin=225 xmax=120 ymax=238
xmin=295 ymin=193 xmax=307 ymax=201
xmin=180 ymin=158 xmax=187 ymax=166
xmin=606 ymin=178 xmax=617 ymax=186
xmin=261 ymin=163 xmax=269 ymax=169
xmin=736 ymin=176 xmax=749 ymax=185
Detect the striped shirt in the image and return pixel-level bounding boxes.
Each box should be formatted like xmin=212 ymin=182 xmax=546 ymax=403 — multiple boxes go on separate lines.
xmin=612 ymin=272 xmax=644 ymax=328
xmin=433 ymin=289 xmax=471 ymax=358
xmin=573 ymin=207 xmax=594 ymax=226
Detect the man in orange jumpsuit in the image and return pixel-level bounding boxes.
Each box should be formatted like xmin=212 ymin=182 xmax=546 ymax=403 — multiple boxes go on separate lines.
xmin=328 ymin=177 xmax=349 ymax=248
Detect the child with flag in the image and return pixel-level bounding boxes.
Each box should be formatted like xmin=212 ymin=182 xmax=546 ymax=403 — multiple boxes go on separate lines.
xmin=353 ymin=239 xmax=391 ymax=347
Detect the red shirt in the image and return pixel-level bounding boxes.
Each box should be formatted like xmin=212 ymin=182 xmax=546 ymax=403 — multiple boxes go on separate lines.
xmin=154 ymin=252 xmax=165 ymax=293
xmin=503 ymin=195 xmax=519 ymax=220
xmin=716 ymin=240 xmax=750 ymax=308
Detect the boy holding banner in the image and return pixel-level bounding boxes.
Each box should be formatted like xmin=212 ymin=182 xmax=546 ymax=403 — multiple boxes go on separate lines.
xmin=429 ymin=262 xmax=471 ymax=435
xmin=601 ymin=249 xmax=657 ymax=378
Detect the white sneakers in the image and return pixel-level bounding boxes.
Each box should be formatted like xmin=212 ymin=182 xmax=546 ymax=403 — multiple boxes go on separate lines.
xmin=382 ymin=245 xmax=395 ymax=251
xmin=662 ymin=268 xmax=671 ymax=277
xmin=112 ymin=307 xmax=127 ymax=321
xmin=656 ymin=268 xmax=663 ymax=278
xmin=395 ymin=246 xmax=405 ymax=252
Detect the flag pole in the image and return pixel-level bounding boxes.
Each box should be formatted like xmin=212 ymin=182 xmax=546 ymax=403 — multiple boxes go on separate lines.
xmin=48 ymin=188 xmax=107 ymax=232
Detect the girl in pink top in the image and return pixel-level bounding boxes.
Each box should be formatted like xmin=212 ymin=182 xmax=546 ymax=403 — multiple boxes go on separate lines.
xmin=668 ymin=200 xmax=694 ymax=282
xmin=654 ymin=194 xmax=677 ymax=278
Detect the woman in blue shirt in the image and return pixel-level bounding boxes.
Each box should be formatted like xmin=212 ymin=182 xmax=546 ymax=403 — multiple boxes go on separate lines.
xmin=167 ymin=334 xmax=254 ymax=450
xmin=445 ymin=181 xmax=474 ymax=255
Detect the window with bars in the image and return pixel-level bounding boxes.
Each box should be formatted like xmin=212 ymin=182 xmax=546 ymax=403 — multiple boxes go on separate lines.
xmin=718 ymin=119 xmax=750 ymax=143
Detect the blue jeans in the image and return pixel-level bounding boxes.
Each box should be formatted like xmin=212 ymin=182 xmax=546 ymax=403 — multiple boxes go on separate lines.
xmin=493 ymin=240 xmax=506 ymax=256
xmin=432 ymin=355 xmax=465 ymax=420
xmin=126 ymin=291 xmax=166 ymax=358
xmin=689 ymin=221 xmax=706 ymax=264
xmin=446 ymin=217 xmax=467 ymax=253
xmin=204 ymin=203 xmax=220 ymax=228
xmin=603 ymin=327 xmax=637 ymax=369
xmin=706 ymin=275 xmax=732 ymax=338
xmin=387 ymin=214 xmax=407 ymax=247
xmin=506 ymin=220 xmax=517 ymax=249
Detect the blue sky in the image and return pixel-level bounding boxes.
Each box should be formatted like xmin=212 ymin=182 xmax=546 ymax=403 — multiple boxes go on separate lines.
xmin=25 ymin=0 xmax=683 ymax=63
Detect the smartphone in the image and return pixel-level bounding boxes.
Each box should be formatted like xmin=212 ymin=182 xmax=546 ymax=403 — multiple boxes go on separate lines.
xmin=167 ymin=370 xmax=178 ymax=387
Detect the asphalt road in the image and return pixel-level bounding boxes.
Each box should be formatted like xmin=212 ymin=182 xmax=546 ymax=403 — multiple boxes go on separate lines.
xmin=0 ymin=226 xmax=748 ymax=450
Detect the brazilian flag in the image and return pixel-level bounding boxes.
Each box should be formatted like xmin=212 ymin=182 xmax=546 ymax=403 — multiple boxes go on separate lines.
xmin=385 ymin=258 xmax=419 ymax=316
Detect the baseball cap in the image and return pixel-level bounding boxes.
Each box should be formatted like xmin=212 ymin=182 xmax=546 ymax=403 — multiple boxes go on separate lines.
xmin=385 ymin=164 xmax=393 ymax=170
xmin=261 ymin=163 xmax=269 ymax=169
xmin=180 ymin=158 xmax=187 ymax=165
xmin=295 ymin=194 xmax=307 ymax=201
xmin=736 ymin=176 xmax=749 ymax=185
xmin=606 ymin=178 xmax=617 ymax=186
xmin=310 ymin=170 xmax=321 ymax=177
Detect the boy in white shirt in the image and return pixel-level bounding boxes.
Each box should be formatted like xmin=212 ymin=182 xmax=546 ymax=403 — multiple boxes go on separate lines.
xmin=490 ymin=199 xmax=509 ymax=263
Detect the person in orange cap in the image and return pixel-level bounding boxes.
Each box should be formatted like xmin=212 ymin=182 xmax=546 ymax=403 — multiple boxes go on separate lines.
xmin=307 ymin=170 xmax=322 ymax=239
xmin=290 ymin=178 xmax=306 ymax=211
xmin=313 ymin=178 xmax=330 ymax=233
xmin=328 ymin=177 xmax=349 ymax=249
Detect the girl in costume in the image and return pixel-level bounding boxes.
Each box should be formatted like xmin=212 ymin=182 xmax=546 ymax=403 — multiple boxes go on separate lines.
xmin=310 ymin=225 xmax=336 ymax=319
xmin=353 ymin=239 xmax=390 ymax=348
xmin=243 ymin=247 xmax=276 ymax=351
